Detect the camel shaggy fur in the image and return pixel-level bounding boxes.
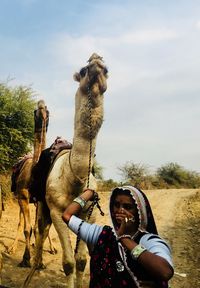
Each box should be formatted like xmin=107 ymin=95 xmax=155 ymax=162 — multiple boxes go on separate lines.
xmin=7 ymin=100 xmax=54 ymax=266
xmin=22 ymin=53 xmax=108 ymax=288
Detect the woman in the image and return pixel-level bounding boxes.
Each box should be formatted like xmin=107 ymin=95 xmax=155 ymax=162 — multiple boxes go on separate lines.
xmin=62 ymin=186 xmax=174 ymax=287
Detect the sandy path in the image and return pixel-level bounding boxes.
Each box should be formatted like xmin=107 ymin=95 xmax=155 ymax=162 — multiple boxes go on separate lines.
xmin=0 ymin=189 xmax=200 ymax=287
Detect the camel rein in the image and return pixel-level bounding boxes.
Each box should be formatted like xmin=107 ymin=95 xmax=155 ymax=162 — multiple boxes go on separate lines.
xmin=74 ymin=85 xmax=104 ymax=254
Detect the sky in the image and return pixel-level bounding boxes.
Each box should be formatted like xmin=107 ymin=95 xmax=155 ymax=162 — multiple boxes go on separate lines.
xmin=1 ymin=0 xmax=200 ymax=181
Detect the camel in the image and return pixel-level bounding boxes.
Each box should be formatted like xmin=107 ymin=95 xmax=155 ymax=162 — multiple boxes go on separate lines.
xmin=22 ymin=53 xmax=108 ymax=288
xmin=7 ymin=100 xmax=55 ymax=266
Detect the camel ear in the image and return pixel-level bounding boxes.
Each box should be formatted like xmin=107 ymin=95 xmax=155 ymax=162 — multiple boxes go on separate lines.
xmin=73 ymin=72 xmax=80 ymax=82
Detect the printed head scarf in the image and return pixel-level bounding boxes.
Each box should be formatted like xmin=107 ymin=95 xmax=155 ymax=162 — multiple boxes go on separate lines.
xmin=109 ymin=185 xmax=158 ymax=236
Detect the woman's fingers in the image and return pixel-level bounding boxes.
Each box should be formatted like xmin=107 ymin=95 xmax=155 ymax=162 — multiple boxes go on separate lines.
xmin=116 ymin=212 xmax=134 ymax=220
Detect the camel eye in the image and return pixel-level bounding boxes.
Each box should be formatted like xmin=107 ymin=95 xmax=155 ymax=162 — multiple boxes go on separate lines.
xmin=103 ymin=67 xmax=108 ymax=75
xmin=79 ymin=67 xmax=87 ymax=77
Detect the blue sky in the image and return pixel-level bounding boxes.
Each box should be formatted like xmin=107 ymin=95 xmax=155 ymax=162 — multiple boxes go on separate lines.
xmin=1 ymin=0 xmax=200 ymax=180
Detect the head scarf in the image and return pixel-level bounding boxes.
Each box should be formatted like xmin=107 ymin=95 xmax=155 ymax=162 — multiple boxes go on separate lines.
xmin=109 ymin=185 xmax=158 ymax=237
xmin=90 ymin=185 xmax=168 ymax=288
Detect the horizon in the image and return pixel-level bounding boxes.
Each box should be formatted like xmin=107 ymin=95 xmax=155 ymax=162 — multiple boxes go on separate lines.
xmin=1 ymin=1 xmax=200 ymax=181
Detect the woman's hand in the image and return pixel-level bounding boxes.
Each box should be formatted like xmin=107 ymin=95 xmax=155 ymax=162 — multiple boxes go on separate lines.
xmin=116 ymin=208 xmax=137 ymax=236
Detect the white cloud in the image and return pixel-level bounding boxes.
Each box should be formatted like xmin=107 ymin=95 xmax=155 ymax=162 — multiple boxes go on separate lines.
xmin=1 ymin=2 xmax=200 ymax=180
xmin=195 ymin=20 xmax=200 ymax=30
xmin=121 ymin=29 xmax=177 ymax=44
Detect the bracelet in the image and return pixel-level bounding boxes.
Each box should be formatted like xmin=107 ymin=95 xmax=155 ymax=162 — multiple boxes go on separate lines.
xmin=117 ymin=234 xmax=132 ymax=241
xmin=83 ymin=188 xmax=99 ymax=201
xmin=73 ymin=196 xmax=87 ymax=208
xmin=130 ymin=244 xmax=147 ymax=260
xmin=83 ymin=188 xmax=95 ymax=193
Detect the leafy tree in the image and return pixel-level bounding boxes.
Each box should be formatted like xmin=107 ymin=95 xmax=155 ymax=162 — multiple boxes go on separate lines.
xmin=116 ymin=161 xmax=200 ymax=189
xmin=0 ymin=82 xmax=36 ymax=173
xmin=157 ymin=162 xmax=190 ymax=188
xmin=92 ymin=159 xmax=104 ymax=180
xmin=98 ymin=179 xmax=120 ymax=191
xmin=186 ymin=171 xmax=200 ymax=188
xmin=118 ymin=161 xmax=149 ymax=188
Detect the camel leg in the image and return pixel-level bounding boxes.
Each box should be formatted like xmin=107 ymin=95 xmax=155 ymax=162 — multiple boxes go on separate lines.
xmin=75 ymin=239 xmax=88 ymax=288
xmin=33 ymin=224 xmax=57 ymax=255
xmin=33 ymin=203 xmax=57 ymax=255
xmin=18 ymin=197 xmax=32 ymax=267
xmin=33 ymin=202 xmax=52 ymax=269
xmin=22 ymin=202 xmax=52 ymax=288
xmin=7 ymin=207 xmax=24 ymax=254
xmin=74 ymin=209 xmax=96 ymax=288
xmin=50 ymin=208 xmax=75 ymax=288
xmin=47 ymin=235 xmax=57 ymax=255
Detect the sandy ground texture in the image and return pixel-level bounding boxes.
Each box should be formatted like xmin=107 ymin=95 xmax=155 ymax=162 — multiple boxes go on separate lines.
xmin=0 ymin=189 xmax=200 ymax=288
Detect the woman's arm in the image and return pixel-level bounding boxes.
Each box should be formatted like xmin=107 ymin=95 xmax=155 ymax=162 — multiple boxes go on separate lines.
xmin=62 ymin=189 xmax=103 ymax=246
xmin=62 ymin=189 xmax=95 ymax=223
xmin=119 ymin=236 xmax=174 ymax=281
xmin=115 ymin=206 xmax=173 ymax=281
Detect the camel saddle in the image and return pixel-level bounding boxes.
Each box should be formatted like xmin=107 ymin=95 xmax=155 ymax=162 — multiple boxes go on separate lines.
xmin=11 ymin=154 xmax=33 ymax=194
xmin=29 ymin=139 xmax=72 ymax=203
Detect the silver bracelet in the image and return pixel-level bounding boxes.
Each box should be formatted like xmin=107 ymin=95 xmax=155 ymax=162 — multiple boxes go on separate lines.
xmin=73 ymin=196 xmax=87 ymax=208
xmin=130 ymin=244 xmax=147 ymax=260
xmin=117 ymin=234 xmax=132 ymax=241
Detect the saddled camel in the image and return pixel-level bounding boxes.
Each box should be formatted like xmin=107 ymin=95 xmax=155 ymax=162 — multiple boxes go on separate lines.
xmin=22 ymin=53 xmax=108 ymax=288
xmin=7 ymin=100 xmax=56 ymax=267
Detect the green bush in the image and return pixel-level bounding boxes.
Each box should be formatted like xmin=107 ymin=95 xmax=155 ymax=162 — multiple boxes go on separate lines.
xmin=0 ymin=81 xmax=36 ymax=173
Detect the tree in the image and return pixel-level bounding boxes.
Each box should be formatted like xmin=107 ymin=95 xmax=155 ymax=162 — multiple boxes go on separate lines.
xmin=98 ymin=179 xmax=120 ymax=191
xmin=92 ymin=159 xmax=104 ymax=180
xmin=118 ymin=161 xmax=149 ymax=188
xmin=157 ymin=162 xmax=189 ymax=188
xmin=0 ymin=82 xmax=36 ymax=173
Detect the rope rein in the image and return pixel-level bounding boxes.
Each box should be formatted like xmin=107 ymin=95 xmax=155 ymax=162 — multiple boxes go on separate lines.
xmin=74 ymin=85 xmax=104 ymax=254
xmin=86 ymin=86 xmax=93 ymax=189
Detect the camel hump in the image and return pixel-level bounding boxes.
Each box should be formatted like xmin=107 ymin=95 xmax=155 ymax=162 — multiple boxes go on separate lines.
xmin=11 ymin=154 xmax=33 ymax=193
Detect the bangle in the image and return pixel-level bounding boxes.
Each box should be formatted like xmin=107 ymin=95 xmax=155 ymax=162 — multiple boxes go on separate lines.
xmin=130 ymin=244 xmax=146 ymax=260
xmin=83 ymin=189 xmax=100 ymax=202
xmin=117 ymin=234 xmax=132 ymax=241
xmin=73 ymin=196 xmax=87 ymax=208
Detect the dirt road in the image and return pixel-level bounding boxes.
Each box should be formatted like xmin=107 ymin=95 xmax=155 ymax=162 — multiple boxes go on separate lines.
xmin=0 ymin=189 xmax=200 ymax=287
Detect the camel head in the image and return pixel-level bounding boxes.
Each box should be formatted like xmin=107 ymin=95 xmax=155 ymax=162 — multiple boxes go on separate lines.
xmin=37 ymin=99 xmax=46 ymax=109
xmin=36 ymin=99 xmax=48 ymax=120
xmin=73 ymin=53 xmax=108 ymax=96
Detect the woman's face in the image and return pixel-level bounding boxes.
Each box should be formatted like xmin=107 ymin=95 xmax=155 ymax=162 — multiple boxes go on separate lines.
xmin=111 ymin=194 xmax=139 ymax=231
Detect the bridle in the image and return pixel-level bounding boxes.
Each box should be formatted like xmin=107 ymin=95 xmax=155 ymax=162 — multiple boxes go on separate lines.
xmin=74 ymin=80 xmax=104 ymax=254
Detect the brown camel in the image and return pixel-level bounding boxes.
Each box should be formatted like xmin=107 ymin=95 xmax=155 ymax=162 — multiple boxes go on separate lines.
xmin=22 ymin=53 xmax=108 ymax=288
xmin=7 ymin=100 xmax=54 ymax=267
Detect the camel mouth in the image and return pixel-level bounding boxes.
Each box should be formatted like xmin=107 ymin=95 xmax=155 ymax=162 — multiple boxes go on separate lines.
xmin=79 ymin=64 xmax=108 ymax=91
xmin=73 ymin=54 xmax=108 ymax=93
